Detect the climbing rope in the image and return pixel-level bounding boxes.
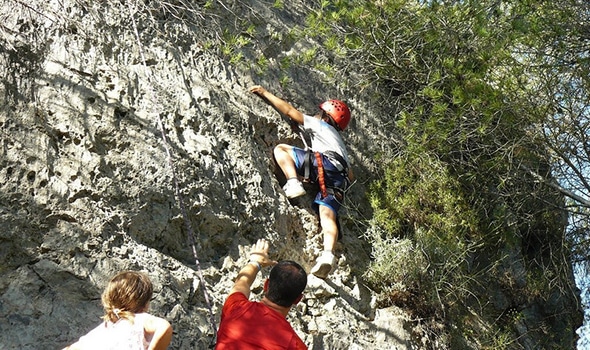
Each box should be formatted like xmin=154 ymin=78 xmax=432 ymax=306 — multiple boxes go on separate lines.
xmin=127 ymin=0 xmax=218 ymax=343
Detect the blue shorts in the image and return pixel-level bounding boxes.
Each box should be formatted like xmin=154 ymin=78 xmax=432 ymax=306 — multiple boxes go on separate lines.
xmin=291 ymin=147 xmax=347 ymax=214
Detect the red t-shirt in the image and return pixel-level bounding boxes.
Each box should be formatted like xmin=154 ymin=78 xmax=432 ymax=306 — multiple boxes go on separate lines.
xmin=215 ymin=292 xmax=307 ymax=350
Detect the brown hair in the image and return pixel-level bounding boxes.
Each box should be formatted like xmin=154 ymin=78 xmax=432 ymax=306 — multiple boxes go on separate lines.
xmin=101 ymin=271 xmax=154 ymax=323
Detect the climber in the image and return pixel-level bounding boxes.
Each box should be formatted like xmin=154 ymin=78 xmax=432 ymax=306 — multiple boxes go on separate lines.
xmin=216 ymin=238 xmax=308 ymax=349
xmin=249 ymin=85 xmax=354 ymax=279
xmin=63 ymin=271 xmax=173 ymax=350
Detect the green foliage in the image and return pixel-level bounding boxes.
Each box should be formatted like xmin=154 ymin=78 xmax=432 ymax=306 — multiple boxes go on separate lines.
xmin=278 ymin=75 xmax=291 ymax=89
xmin=255 ymin=55 xmax=270 ymax=73
xmin=272 ymin=0 xmax=284 ymax=9
xmin=220 ymin=28 xmax=252 ymax=65
xmin=304 ymin=0 xmax=583 ymax=347
xmin=366 ymin=153 xmax=482 ymax=323
xmin=279 ymin=56 xmax=292 ymax=70
xmin=363 ymin=236 xmax=427 ymax=298
xmin=369 ymin=155 xmax=478 ymax=238
xmin=299 ymin=48 xmax=317 ymax=64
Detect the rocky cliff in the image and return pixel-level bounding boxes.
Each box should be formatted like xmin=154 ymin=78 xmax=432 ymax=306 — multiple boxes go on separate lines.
xmin=0 ymin=0 xmax=580 ymax=349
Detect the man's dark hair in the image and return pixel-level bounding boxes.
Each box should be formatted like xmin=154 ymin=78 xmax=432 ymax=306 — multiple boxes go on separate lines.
xmin=266 ymin=260 xmax=307 ymax=307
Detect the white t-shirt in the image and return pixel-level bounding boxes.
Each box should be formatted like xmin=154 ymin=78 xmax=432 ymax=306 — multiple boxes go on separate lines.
xmin=303 ymin=114 xmax=349 ymax=166
xmin=73 ymin=313 xmax=151 ymax=350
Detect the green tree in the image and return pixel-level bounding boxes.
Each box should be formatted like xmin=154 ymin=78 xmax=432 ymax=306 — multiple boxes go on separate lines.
xmin=510 ymin=1 xmax=590 ymax=345
xmin=302 ymin=0 xmax=585 ymax=347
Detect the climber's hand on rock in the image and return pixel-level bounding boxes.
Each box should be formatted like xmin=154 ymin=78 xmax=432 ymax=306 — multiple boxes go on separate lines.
xmin=249 ymin=85 xmax=267 ymax=98
xmin=249 ymin=238 xmax=277 ymax=268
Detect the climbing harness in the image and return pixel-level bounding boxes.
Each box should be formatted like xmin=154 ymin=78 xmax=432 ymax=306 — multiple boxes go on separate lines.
xmin=128 ymin=1 xmax=218 ymax=344
xmin=315 ymin=151 xmax=328 ymax=198
xmin=301 ymin=146 xmax=350 ymax=201
xmin=309 ymin=148 xmax=349 ymax=240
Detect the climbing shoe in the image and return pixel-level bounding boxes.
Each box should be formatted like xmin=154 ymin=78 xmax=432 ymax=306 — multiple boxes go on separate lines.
xmin=283 ymin=180 xmax=306 ymax=198
xmin=310 ymin=252 xmax=336 ymax=279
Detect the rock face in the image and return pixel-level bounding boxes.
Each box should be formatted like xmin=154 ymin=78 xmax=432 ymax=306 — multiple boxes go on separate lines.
xmin=0 ymin=1 xmax=392 ymax=349
xmin=0 ymin=0 xmax=581 ymax=349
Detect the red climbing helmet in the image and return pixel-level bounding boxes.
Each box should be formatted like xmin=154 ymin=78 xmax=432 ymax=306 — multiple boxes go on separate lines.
xmin=319 ymin=99 xmax=351 ymax=131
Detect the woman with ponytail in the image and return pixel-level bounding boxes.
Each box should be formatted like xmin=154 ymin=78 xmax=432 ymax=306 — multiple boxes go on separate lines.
xmin=63 ymin=271 xmax=173 ymax=350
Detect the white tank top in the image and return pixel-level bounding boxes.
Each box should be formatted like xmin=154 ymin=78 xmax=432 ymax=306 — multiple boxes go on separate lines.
xmin=74 ymin=313 xmax=151 ymax=350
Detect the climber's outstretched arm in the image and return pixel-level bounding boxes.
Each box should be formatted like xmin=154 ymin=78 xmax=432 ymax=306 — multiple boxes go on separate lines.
xmin=250 ymin=85 xmax=304 ymax=125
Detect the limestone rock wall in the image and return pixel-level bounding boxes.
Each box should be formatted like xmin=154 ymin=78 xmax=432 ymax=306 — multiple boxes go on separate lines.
xmin=0 ymin=1 xmax=405 ymax=349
